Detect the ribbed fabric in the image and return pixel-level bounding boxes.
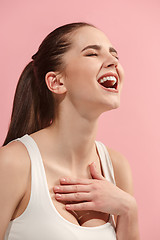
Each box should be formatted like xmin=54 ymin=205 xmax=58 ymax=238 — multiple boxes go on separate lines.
xmin=4 ymin=134 xmax=117 ymax=240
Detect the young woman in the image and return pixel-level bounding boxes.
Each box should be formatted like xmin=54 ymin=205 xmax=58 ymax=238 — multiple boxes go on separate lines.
xmin=0 ymin=22 xmax=140 ymax=240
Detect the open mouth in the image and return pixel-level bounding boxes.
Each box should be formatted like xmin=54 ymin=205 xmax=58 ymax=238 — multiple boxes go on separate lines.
xmin=97 ymin=73 xmax=118 ymax=91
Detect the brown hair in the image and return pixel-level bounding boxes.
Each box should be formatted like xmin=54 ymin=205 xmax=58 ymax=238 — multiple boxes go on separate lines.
xmin=2 ymin=22 xmax=95 ymax=146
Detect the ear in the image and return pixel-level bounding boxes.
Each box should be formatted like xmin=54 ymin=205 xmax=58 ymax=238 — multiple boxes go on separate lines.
xmin=45 ymin=72 xmax=67 ymax=94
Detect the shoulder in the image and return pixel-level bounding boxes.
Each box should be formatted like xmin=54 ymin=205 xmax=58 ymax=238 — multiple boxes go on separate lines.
xmin=0 ymin=140 xmax=30 ymax=234
xmin=107 ymin=147 xmax=134 ymax=196
xmin=1 ymin=139 xmax=30 ymax=166
xmin=0 ymin=140 xmax=30 ymax=189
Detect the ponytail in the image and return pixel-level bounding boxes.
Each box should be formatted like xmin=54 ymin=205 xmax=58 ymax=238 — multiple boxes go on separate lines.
xmin=2 ymin=22 xmax=95 ymax=146
xmin=2 ymin=61 xmax=54 ymax=146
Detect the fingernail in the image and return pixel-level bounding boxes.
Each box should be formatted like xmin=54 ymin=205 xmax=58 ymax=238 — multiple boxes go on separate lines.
xmin=89 ymin=162 xmax=95 ymax=166
xmin=60 ymin=178 xmax=66 ymax=182
xmin=54 ymin=186 xmax=60 ymax=191
xmin=56 ymin=194 xmax=62 ymax=198
xmin=66 ymin=205 xmax=71 ymax=210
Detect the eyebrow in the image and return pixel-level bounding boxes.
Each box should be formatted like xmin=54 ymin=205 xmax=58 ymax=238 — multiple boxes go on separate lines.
xmin=81 ymin=44 xmax=118 ymax=54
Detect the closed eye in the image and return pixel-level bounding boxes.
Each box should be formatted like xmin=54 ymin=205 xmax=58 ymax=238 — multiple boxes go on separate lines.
xmin=85 ymin=53 xmax=119 ymax=60
xmin=112 ymin=54 xmax=119 ymax=60
xmin=85 ymin=53 xmax=98 ymax=57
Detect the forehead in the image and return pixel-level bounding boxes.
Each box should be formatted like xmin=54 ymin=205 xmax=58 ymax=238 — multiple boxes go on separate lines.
xmin=71 ymin=26 xmax=112 ymax=50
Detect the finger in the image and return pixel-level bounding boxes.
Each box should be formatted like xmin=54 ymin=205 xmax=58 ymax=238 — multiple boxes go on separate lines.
xmin=55 ymin=192 xmax=92 ymax=202
xmin=53 ymin=184 xmax=91 ymax=193
xmin=65 ymin=202 xmax=95 ymax=211
xmin=89 ymin=162 xmax=104 ymax=180
xmin=59 ymin=177 xmax=93 ymax=185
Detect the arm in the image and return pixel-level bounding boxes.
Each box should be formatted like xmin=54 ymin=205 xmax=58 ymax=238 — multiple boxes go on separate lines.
xmin=108 ymin=148 xmax=140 ymax=240
xmin=0 ymin=141 xmax=29 ymax=239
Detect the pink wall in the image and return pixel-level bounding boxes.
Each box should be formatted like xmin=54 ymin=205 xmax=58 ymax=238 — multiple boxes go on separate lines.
xmin=0 ymin=0 xmax=159 ymax=239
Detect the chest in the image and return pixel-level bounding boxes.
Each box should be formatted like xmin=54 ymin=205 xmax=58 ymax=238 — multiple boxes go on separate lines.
xmin=12 ymin=155 xmax=110 ymax=227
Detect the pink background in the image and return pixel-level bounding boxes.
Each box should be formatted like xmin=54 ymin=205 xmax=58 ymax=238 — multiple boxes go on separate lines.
xmin=0 ymin=0 xmax=160 ymax=239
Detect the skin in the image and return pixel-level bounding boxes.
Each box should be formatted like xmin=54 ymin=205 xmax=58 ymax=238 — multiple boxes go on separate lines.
xmin=45 ymin=26 xmax=124 ymax=170
xmin=0 ymin=26 xmax=140 ymax=239
xmin=44 ymin=26 xmax=140 ymax=238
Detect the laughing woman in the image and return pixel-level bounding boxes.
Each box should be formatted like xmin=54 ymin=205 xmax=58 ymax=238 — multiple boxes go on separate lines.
xmin=0 ymin=22 xmax=140 ymax=240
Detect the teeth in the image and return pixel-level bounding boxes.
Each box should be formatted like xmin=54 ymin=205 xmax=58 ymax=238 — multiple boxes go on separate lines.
xmin=99 ymin=76 xmax=117 ymax=83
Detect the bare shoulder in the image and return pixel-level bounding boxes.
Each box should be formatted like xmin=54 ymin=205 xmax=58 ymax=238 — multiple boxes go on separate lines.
xmin=0 ymin=140 xmax=30 ymax=174
xmin=107 ymin=147 xmax=134 ymax=196
xmin=0 ymin=140 xmax=31 ymax=200
xmin=0 ymin=140 xmax=31 ymax=236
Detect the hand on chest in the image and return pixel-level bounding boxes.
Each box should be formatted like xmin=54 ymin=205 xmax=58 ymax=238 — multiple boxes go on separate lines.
xmin=47 ymin=161 xmax=110 ymax=227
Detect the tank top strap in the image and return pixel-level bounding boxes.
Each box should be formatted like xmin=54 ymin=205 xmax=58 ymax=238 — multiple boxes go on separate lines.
xmin=95 ymin=140 xmax=117 ymax=228
xmin=11 ymin=134 xmax=47 ymax=202
xmin=95 ymin=140 xmax=116 ymax=185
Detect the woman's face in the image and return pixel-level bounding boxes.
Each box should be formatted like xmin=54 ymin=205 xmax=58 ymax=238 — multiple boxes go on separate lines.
xmin=62 ymin=26 xmax=124 ymax=117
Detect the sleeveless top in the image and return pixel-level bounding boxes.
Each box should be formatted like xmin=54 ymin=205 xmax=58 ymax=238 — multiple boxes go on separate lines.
xmin=4 ymin=134 xmax=117 ymax=240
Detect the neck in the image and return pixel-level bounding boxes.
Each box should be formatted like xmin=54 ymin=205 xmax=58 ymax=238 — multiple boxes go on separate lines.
xmin=45 ymin=105 xmax=100 ymax=172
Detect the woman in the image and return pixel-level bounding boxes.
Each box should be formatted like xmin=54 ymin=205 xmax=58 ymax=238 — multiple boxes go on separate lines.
xmin=0 ymin=22 xmax=140 ymax=239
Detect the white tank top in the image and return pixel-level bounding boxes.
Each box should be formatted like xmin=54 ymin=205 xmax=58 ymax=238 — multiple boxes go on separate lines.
xmin=4 ymin=134 xmax=117 ymax=240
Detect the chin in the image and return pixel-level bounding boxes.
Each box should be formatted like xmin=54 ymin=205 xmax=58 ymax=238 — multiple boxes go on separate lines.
xmin=103 ymin=101 xmax=120 ymax=112
xmin=112 ymin=101 xmax=120 ymax=109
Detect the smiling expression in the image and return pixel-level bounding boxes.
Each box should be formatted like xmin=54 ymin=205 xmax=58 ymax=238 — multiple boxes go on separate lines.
xmin=60 ymin=26 xmax=125 ymax=116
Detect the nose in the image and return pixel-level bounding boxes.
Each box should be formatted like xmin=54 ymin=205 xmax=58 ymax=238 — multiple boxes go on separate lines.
xmin=102 ymin=54 xmax=118 ymax=69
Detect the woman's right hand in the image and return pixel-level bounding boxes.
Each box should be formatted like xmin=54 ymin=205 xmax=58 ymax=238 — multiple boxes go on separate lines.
xmin=54 ymin=162 xmax=137 ymax=216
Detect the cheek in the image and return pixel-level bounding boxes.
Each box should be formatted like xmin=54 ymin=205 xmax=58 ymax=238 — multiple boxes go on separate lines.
xmin=64 ymin=59 xmax=99 ymax=89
